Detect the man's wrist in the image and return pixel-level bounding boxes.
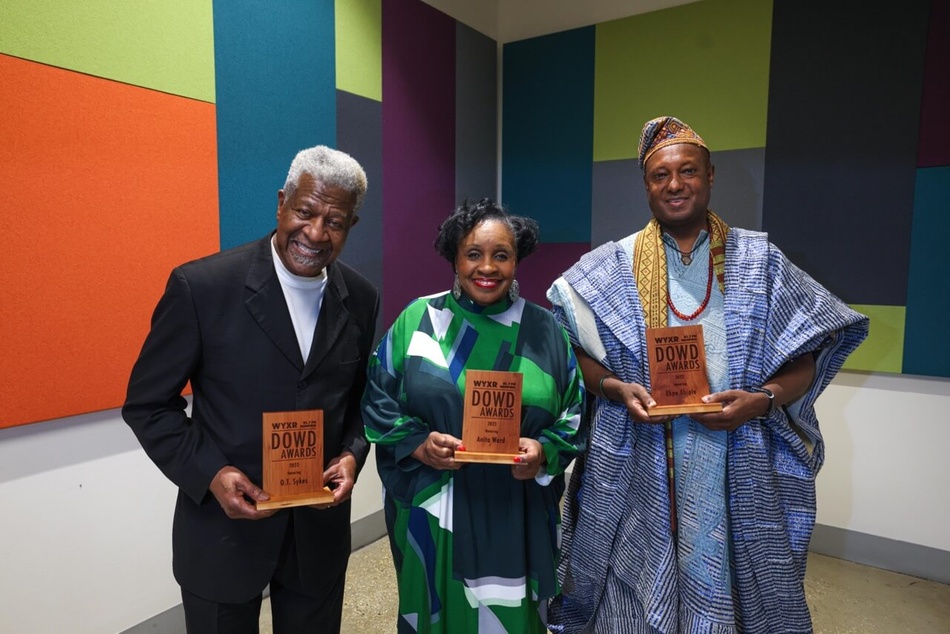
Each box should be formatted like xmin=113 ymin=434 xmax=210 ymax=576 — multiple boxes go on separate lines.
xmin=747 ymin=386 xmax=775 ymax=418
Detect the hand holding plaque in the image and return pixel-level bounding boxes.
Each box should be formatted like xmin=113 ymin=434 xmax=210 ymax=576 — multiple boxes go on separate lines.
xmin=454 ymin=370 xmax=522 ymax=464
xmin=257 ymin=409 xmax=334 ymax=510
xmin=645 ymin=325 xmax=723 ymax=416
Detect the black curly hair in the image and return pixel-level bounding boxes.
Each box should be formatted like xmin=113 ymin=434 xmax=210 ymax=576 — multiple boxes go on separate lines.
xmin=434 ymin=198 xmax=540 ymax=265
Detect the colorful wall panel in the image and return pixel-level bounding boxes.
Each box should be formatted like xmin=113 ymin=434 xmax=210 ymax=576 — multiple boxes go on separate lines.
xmin=0 ymin=0 xmax=215 ymax=101
xmin=501 ymin=28 xmax=596 ymax=306
xmin=501 ymin=0 xmax=948 ymax=377
xmin=0 ymin=5 xmax=219 ymax=428
xmin=0 ymin=0 xmax=497 ymax=427
xmin=455 ymin=23 xmax=498 ymax=205
xmin=213 ymin=0 xmax=338 ymax=249
xmin=9 ymin=0 xmax=942 ymax=432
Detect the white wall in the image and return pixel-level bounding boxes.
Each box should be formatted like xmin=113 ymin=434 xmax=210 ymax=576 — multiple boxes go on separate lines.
xmin=816 ymin=372 xmax=950 ymax=552
xmin=0 ymin=406 xmax=384 ymax=634
xmin=1 ymin=372 xmax=946 ymax=633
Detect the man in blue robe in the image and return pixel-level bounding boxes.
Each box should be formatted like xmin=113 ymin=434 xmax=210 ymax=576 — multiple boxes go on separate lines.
xmin=547 ymin=116 xmax=868 ymax=633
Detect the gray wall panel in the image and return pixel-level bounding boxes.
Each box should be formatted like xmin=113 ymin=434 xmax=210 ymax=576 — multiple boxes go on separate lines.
xmin=456 ymin=22 xmax=498 ymax=203
xmin=763 ymin=0 xmax=930 ymax=304
xmin=708 ymin=148 xmax=765 ymax=232
xmin=591 ymin=158 xmax=650 ymax=248
xmin=592 ymin=148 xmax=765 ymax=249
xmin=337 ymin=90 xmax=385 ymax=340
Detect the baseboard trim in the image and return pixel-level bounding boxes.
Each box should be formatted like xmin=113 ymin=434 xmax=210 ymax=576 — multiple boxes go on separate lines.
xmin=810 ymin=523 xmax=950 ymax=585
xmin=124 ymin=520 xmax=947 ymax=632
xmin=351 ymin=508 xmax=387 ymax=550
xmin=122 ymin=603 xmax=184 ymax=634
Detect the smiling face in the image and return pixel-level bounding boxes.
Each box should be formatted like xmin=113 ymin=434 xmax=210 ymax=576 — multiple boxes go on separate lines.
xmin=454 ymin=219 xmax=518 ymax=306
xmin=274 ymin=172 xmax=359 ymax=277
xmin=643 ymin=143 xmax=715 ymax=239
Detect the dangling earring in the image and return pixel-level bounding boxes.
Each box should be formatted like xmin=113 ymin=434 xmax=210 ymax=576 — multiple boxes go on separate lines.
xmin=508 ymin=279 xmax=520 ymax=302
xmin=452 ymin=273 xmax=462 ymax=300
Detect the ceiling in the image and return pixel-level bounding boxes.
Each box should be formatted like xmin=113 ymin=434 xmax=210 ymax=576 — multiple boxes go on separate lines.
xmin=422 ymin=0 xmax=698 ymax=43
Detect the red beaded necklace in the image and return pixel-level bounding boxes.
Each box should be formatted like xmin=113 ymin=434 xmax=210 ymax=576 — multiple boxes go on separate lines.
xmin=667 ymin=252 xmax=713 ymax=321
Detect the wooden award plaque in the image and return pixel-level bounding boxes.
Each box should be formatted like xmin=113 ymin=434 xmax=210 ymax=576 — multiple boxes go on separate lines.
xmin=645 ymin=325 xmax=723 ymax=416
xmin=257 ymin=409 xmax=334 ymax=510
xmin=454 ymin=370 xmax=522 ymax=464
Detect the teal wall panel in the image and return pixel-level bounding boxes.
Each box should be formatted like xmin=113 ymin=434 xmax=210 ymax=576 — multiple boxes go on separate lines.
xmin=502 ymin=28 xmax=595 ymax=243
xmin=214 ymin=0 xmax=338 ymax=249
xmin=903 ymin=166 xmax=950 ymax=377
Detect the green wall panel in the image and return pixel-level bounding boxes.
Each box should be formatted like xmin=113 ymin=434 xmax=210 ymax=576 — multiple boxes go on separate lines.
xmin=593 ymin=0 xmax=772 ymax=161
xmin=336 ymin=0 xmax=381 ymax=101
xmin=843 ymin=304 xmax=904 ymax=374
xmin=0 ymin=0 xmax=214 ymax=102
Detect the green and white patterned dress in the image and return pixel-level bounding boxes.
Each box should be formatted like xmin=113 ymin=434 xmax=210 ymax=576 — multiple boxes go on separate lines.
xmin=362 ymin=291 xmax=585 ymax=633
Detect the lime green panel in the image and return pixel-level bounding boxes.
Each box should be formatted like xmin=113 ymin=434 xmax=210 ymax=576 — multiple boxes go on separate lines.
xmin=0 ymin=0 xmax=214 ymax=102
xmin=843 ymin=305 xmax=904 ymax=374
xmin=336 ymin=0 xmax=381 ymax=101
xmin=593 ymin=0 xmax=772 ymax=161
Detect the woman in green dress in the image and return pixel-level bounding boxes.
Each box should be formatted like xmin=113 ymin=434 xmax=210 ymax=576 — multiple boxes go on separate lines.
xmin=362 ymin=199 xmax=585 ymax=633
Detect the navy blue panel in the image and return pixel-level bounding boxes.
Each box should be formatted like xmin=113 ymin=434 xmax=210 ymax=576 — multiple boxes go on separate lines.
xmin=763 ymin=0 xmax=930 ymax=304
xmin=336 ymin=89 xmax=384 ymax=341
xmin=455 ymin=23 xmax=498 ymax=203
xmin=214 ymin=0 xmax=337 ymax=249
xmin=502 ymin=28 xmax=595 ymax=243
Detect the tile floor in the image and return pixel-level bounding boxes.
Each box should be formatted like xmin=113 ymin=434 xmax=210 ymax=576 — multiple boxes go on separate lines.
xmin=260 ymin=537 xmax=950 ymax=633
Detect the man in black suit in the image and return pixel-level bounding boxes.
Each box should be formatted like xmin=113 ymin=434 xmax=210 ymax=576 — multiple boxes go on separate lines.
xmin=123 ymin=146 xmax=379 ymax=633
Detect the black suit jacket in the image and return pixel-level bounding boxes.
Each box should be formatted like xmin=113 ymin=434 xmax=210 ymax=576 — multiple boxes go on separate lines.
xmin=123 ymin=234 xmax=379 ymax=602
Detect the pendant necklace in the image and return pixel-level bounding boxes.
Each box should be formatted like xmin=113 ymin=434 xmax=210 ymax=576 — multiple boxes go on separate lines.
xmin=669 ymin=240 xmax=703 ymax=265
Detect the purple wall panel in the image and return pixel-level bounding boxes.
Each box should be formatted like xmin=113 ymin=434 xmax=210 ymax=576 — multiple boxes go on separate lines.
xmin=382 ymin=0 xmax=457 ymax=325
xmin=516 ymin=242 xmax=592 ymax=308
xmin=918 ymin=0 xmax=950 ymax=167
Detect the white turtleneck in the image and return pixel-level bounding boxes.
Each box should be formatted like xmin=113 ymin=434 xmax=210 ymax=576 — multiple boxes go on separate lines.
xmin=271 ymin=237 xmax=328 ymax=363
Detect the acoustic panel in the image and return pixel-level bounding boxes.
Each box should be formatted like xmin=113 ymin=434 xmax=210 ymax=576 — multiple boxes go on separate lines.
xmin=706 ymin=148 xmax=766 ymax=232
xmin=0 ymin=0 xmax=214 ymax=102
xmin=591 ymin=148 xmax=765 ymax=250
xmin=843 ymin=305 xmax=905 ymax=374
xmin=903 ymin=166 xmax=950 ymax=377
xmin=763 ymin=0 xmax=930 ymax=306
xmin=591 ymin=159 xmax=650 ymax=250
xmin=214 ymin=0 xmax=337 ymax=250
xmin=516 ymin=243 xmax=593 ymax=308
xmin=336 ymin=0 xmax=382 ymax=101
xmin=0 ymin=55 xmax=219 ymax=428
xmin=336 ymin=90 xmax=385 ymax=339
xmin=455 ymin=22 xmax=498 ymax=203
xmin=502 ymin=27 xmax=595 ymax=243
xmin=592 ymin=0 xmax=772 ymax=162
xmin=917 ymin=0 xmax=950 ymax=168
xmin=381 ymin=0 xmax=457 ymax=326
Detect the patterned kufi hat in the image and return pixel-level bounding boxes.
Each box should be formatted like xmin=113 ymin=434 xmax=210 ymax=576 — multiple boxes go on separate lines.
xmin=637 ymin=116 xmax=708 ymax=170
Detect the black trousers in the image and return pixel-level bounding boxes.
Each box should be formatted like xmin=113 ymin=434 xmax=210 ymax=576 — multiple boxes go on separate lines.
xmin=181 ymin=514 xmax=346 ymax=634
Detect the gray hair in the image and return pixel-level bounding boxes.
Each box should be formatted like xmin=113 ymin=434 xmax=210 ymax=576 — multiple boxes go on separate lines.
xmin=283 ymin=146 xmax=368 ymax=211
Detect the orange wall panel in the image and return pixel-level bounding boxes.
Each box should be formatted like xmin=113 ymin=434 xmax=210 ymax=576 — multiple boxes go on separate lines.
xmin=0 ymin=55 xmax=219 ymax=427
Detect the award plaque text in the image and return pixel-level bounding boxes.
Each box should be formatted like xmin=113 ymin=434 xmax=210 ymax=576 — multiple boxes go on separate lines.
xmin=645 ymin=325 xmax=723 ymax=416
xmin=454 ymin=370 xmax=522 ymax=464
xmin=257 ymin=409 xmax=334 ymax=510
